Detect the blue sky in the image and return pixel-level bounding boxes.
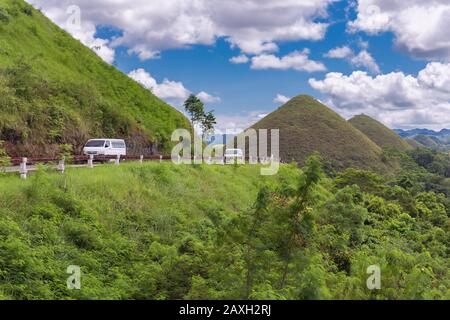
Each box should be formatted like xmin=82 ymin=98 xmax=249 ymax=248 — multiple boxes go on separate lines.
xmin=29 ymin=0 xmax=450 ymax=131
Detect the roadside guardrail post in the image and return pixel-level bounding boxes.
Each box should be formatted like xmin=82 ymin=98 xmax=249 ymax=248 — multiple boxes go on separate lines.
xmin=88 ymin=155 xmax=94 ymax=168
xmin=140 ymin=155 xmax=144 ymax=164
xmin=57 ymin=157 xmax=65 ymax=174
xmin=115 ymin=154 xmax=120 ymax=166
xmin=20 ymin=157 xmax=28 ymax=180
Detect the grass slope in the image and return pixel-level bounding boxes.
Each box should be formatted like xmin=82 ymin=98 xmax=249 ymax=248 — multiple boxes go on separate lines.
xmin=405 ymin=138 xmax=425 ymax=149
xmin=413 ymin=135 xmax=441 ymax=149
xmin=0 ymin=162 xmax=282 ymax=299
xmin=0 ymin=160 xmax=448 ymax=300
xmin=251 ymin=95 xmax=387 ymax=171
xmin=349 ymin=114 xmax=412 ymax=151
xmin=0 ymin=0 xmax=190 ymax=156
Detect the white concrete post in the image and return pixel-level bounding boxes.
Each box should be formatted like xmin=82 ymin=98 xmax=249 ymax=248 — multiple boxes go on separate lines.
xmin=20 ymin=157 xmax=28 ymax=180
xmin=160 ymin=155 xmax=163 ymax=163
xmin=115 ymin=154 xmax=120 ymax=166
xmin=57 ymin=157 xmax=65 ymax=174
xmin=88 ymin=154 xmax=94 ymax=168
xmin=140 ymin=155 xmax=144 ymax=164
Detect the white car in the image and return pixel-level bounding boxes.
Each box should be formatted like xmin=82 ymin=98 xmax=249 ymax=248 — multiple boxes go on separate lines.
xmin=225 ymin=148 xmax=244 ymax=164
xmin=83 ymin=139 xmax=127 ymax=156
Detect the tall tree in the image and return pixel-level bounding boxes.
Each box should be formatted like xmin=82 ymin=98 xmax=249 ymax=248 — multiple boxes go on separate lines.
xmin=201 ymin=110 xmax=217 ymax=137
xmin=184 ymin=94 xmax=205 ymax=129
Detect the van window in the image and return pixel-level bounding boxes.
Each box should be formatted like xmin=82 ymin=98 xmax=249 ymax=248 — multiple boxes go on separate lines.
xmin=85 ymin=140 xmax=105 ymax=147
xmin=226 ymin=149 xmax=242 ymax=155
xmin=112 ymin=141 xmax=126 ymax=149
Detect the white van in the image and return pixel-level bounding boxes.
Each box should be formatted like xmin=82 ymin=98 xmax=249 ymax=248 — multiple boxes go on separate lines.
xmin=225 ymin=148 xmax=244 ymax=164
xmin=83 ymin=139 xmax=127 ymax=156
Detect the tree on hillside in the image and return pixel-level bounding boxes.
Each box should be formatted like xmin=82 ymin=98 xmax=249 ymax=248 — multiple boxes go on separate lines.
xmin=184 ymin=95 xmax=217 ymax=140
xmin=184 ymin=94 xmax=205 ymax=129
xmin=278 ymin=154 xmax=323 ymax=289
xmin=201 ymin=110 xmax=217 ymax=137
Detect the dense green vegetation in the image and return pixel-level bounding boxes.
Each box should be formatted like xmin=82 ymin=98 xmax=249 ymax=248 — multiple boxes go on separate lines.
xmin=0 ymin=150 xmax=448 ymax=300
xmin=349 ymin=115 xmax=412 ymax=152
xmin=251 ymin=95 xmax=388 ymax=172
xmin=0 ymin=0 xmax=448 ymax=302
xmin=0 ymin=0 xmax=190 ymax=157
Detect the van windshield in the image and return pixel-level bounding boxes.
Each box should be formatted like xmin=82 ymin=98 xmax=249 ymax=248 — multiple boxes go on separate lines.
xmin=85 ymin=140 xmax=105 ymax=147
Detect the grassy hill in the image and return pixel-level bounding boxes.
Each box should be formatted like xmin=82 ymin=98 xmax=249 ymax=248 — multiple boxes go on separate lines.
xmin=250 ymin=95 xmax=388 ymax=171
xmin=0 ymin=0 xmax=190 ymax=157
xmin=412 ymin=135 xmax=441 ymax=149
xmin=405 ymin=138 xmax=424 ymax=149
xmin=0 ymin=160 xmax=448 ymax=300
xmin=349 ymin=114 xmax=412 ymax=151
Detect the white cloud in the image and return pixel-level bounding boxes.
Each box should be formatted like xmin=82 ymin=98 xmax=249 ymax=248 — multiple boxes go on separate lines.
xmin=348 ymin=0 xmax=450 ymax=61
xmin=417 ymin=62 xmax=450 ymax=93
xmin=197 ymin=91 xmax=221 ymax=103
xmin=128 ymin=68 xmax=190 ymax=103
xmin=28 ymin=0 xmax=335 ymax=60
xmin=324 ymin=46 xmax=353 ymax=59
xmin=215 ymin=110 xmax=270 ymax=134
xmin=229 ymin=55 xmax=249 ymax=64
xmin=251 ymin=50 xmax=326 ymax=73
xmin=325 ymin=46 xmax=380 ymax=74
xmin=273 ymin=94 xmax=291 ymax=104
xmin=350 ymin=50 xmax=380 ymax=74
xmin=128 ymin=69 xmax=220 ymax=108
xmin=309 ymin=62 xmax=450 ymax=130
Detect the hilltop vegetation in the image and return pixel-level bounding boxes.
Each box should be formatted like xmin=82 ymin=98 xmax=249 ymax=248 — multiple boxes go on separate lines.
xmin=0 ymin=0 xmax=190 ymax=157
xmin=251 ymin=95 xmax=388 ymax=172
xmin=0 ymin=153 xmax=448 ymax=300
xmin=349 ymin=115 xmax=412 ymax=152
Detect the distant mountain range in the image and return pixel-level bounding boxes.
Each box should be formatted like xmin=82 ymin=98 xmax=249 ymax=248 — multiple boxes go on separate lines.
xmin=394 ymin=128 xmax=450 ymax=138
xmin=395 ymin=129 xmax=450 ymax=151
xmin=206 ymin=134 xmax=236 ymax=145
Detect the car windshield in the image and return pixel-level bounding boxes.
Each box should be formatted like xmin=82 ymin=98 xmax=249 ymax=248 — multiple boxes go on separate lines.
xmin=85 ymin=140 xmax=105 ymax=147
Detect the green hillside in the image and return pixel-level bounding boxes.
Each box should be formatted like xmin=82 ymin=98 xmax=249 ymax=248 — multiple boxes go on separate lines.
xmin=349 ymin=115 xmax=412 ymax=151
xmin=0 ymin=159 xmax=448 ymax=300
xmin=413 ymin=135 xmax=441 ymax=149
xmin=251 ymin=95 xmax=388 ymax=171
xmin=0 ymin=0 xmax=190 ymax=157
xmin=405 ymin=138 xmax=425 ymax=149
